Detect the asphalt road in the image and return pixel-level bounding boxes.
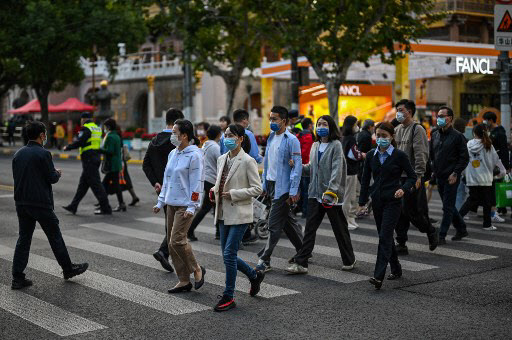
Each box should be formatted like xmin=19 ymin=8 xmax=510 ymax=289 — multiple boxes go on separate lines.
xmin=1 ymin=155 xmax=512 ymax=339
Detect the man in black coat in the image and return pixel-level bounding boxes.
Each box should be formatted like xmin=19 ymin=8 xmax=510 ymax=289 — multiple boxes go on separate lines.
xmin=142 ymin=108 xmax=184 ymax=272
xmin=11 ymin=121 xmax=88 ymax=289
xmin=430 ymin=107 xmax=469 ymax=244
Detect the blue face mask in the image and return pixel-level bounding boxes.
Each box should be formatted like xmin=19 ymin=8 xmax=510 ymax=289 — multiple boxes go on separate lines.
xmin=376 ymin=137 xmax=391 ymax=148
xmin=223 ymin=137 xmax=237 ymax=151
xmin=396 ymin=112 xmax=405 ymax=123
xmin=437 ymin=117 xmax=447 ymax=127
xmin=317 ymin=127 xmax=329 ymax=137
xmin=270 ymin=122 xmax=281 ymax=132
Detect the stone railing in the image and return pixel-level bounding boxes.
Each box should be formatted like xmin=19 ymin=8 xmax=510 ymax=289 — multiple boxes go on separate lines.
xmin=433 ymin=0 xmax=494 ymax=15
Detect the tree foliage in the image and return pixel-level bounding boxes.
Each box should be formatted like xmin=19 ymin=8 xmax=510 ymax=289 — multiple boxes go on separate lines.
xmin=253 ymin=0 xmax=442 ymax=123
xmin=0 ymin=0 xmax=146 ymax=125
xmin=148 ymin=0 xmax=262 ymax=116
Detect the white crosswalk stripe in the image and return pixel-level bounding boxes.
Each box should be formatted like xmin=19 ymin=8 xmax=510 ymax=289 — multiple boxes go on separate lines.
xmin=32 ymin=230 xmax=298 ymax=299
xmin=82 ymin=222 xmax=370 ymax=284
xmin=0 ymin=245 xmax=210 ymax=315
xmin=0 ymin=284 xmax=107 ymax=336
xmin=428 ymin=206 xmax=512 ymax=230
xmin=136 ymin=218 xmax=438 ymax=272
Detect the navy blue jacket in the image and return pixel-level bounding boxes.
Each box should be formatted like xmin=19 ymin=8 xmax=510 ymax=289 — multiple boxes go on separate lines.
xmin=359 ymin=147 xmax=417 ymax=206
xmin=12 ymin=141 xmax=61 ymax=209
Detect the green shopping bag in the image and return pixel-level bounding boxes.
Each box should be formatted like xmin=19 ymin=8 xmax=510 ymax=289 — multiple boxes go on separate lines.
xmin=496 ymin=175 xmax=512 ymax=208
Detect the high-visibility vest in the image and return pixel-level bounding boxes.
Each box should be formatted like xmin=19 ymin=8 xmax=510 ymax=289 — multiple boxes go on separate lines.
xmin=79 ymin=122 xmax=102 ymax=154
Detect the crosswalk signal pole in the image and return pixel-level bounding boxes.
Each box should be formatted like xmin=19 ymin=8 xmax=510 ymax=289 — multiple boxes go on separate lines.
xmin=498 ymin=51 xmax=511 ymax=142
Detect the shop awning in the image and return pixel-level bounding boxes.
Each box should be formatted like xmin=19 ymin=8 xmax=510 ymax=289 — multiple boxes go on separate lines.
xmin=53 ymin=98 xmax=96 ymax=112
xmin=8 ymin=99 xmax=61 ymax=114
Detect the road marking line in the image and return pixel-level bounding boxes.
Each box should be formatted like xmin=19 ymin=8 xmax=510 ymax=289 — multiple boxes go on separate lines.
xmin=0 ymin=184 xmax=14 ymax=191
xmin=84 ymin=222 xmax=369 ymax=284
xmin=427 ymin=208 xmax=512 ymax=230
xmin=136 ymin=217 xmax=437 ymax=272
xmin=33 ymin=231 xmax=297 ymax=299
xmin=0 ymin=284 xmax=107 ymax=337
xmin=0 ymin=245 xmax=210 ymax=315
xmin=0 ymin=194 xmax=13 ymax=198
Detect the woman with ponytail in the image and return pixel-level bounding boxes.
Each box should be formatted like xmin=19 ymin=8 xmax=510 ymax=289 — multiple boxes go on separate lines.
xmin=286 ymin=115 xmax=356 ymax=274
xmin=358 ymin=122 xmax=416 ymax=290
xmin=210 ymin=124 xmax=264 ymax=311
xmin=459 ymin=124 xmax=506 ymax=231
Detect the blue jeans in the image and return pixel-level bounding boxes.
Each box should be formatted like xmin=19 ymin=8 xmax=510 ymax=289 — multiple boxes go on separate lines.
xmin=455 ymin=180 xmax=467 ymax=212
xmin=437 ymin=177 xmax=467 ymax=239
xmin=300 ymin=176 xmax=310 ymax=215
xmin=219 ymin=222 xmax=257 ymax=298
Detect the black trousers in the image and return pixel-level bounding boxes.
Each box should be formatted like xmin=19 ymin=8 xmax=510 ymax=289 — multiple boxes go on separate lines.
xmin=102 ymin=171 xmax=124 ymax=205
xmin=459 ymin=186 xmax=493 ymax=229
xmin=395 ymin=179 xmax=435 ymax=245
xmin=68 ymin=153 xmax=111 ymax=212
xmin=372 ymin=199 xmax=402 ymax=280
xmin=188 ymin=181 xmax=216 ymax=235
xmin=158 ymin=206 xmax=169 ymax=257
xmin=13 ymin=205 xmax=73 ymax=279
xmin=294 ymin=199 xmax=355 ymax=267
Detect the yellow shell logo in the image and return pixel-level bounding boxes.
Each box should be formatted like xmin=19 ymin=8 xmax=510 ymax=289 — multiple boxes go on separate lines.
xmin=472 ymin=160 xmax=480 ymax=168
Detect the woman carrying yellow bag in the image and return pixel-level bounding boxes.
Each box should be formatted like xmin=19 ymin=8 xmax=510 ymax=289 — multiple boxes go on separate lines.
xmin=286 ymin=115 xmax=356 ymax=274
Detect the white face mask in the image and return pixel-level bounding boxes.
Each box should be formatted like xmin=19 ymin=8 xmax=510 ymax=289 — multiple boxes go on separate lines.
xmin=170 ymin=134 xmax=181 ymax=147
xmin=42 ymin=134 xmax=48 ymax=146
xmin=353 ymin=125 xmax=360 ymax=134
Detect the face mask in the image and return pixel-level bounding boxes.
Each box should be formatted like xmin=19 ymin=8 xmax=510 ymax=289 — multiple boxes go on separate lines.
xmin=396 ymin=112 xmax=405 ymax=123
xmin=196 ymin=129 xmax=205 ymax=136
xmin=353 ymin=125 xmax=360 ymax=134
xmin=317 ymin=127 xmax=329 ymax=137
xmin=437 ymin=117 xmax=447 ymax=127
xmin=170 ymin=134 xmax=181 ymax=147
xmin=270 ymin=122 xmax=281 ymax=132
xmin=42 ymin=134 xmax=48 ymax=146
xmin=376 ymin=137 xmax=391 ymax=148
xmin=223 ymin=137 xmax=237 ymax=151
xmin=483 ymin=120 xmax=488 ymax=125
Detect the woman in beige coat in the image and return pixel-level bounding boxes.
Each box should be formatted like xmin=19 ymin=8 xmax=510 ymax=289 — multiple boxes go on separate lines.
xmin=210 ymin=124 xmax=264 ymax=312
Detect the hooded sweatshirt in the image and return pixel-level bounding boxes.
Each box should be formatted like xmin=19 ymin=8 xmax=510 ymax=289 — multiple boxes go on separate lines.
xmin=464 ymin=139 xmax=505 ymax=186
xmin=156 ymin=144 xmax=204 ymax=214
xmin=142 ymin=130 xmax=174 ymax=186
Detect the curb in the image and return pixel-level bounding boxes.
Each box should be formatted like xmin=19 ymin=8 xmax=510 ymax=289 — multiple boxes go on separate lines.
xmin=1 ymin=148 xmax=144 ymax=165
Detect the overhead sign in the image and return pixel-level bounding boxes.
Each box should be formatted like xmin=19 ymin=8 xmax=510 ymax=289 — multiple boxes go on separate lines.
xmin=455 ymin=57 xmax=494 ymax=74
xmin=495 ymin=4 xmax=512 ymax=50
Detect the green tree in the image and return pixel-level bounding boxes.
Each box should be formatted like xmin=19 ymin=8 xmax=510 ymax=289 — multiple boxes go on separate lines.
xmin=254 ymin=0 xmax=442 ymax=124
xmin=1 ymin=0 xmax=146 ymax=126
xmin=148 ymin=0 xmax=262 ymax=116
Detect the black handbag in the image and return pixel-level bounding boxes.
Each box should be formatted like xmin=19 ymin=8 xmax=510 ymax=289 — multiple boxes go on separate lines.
xmin=101 ymin=157 xmax=111 ymax=174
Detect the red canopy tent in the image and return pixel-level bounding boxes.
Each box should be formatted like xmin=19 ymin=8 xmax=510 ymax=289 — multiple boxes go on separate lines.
xmin=8 ymin=99 xmax=60 ymax=114
xmin=53 ymin=98 xmax=96 ymax=112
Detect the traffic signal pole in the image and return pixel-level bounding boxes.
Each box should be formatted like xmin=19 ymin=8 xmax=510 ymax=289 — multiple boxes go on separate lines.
xmin=498 ymin=51 xmax=511 ymax=141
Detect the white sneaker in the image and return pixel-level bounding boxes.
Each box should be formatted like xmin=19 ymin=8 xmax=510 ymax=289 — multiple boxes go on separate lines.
xmin=347 ymin=217 xmax=359 ymax=231
xmin=483 ymin=225 xmax=498 ymax=231
xmin=285 ymin=263 xmax=308 ymax=274
xmin=491 ymin=215 xmax=505 ymax=223
xmin=463 ymin=216 xmax=469 ymax=220
xmin=342 ymin=260 xmax=357 ymax=271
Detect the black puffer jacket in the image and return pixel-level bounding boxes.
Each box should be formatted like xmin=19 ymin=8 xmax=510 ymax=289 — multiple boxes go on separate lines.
xmin=142 ymin=131 xmax=174 ymax=186
xmin=12 ymin=141 xmax=61 ymax=209
xmin=490 ymin=125 xmax=510 ymax=170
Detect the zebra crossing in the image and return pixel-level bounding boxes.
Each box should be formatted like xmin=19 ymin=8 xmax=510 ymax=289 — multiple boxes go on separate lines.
xmin=0 ymin=200 xmax=510 ymax=337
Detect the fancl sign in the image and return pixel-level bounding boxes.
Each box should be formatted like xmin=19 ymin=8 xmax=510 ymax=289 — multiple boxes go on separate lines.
xmin=455 ymin=57 xmax=494 ymax=74
xmin=339 ymin=85 xmax=362 ymax=96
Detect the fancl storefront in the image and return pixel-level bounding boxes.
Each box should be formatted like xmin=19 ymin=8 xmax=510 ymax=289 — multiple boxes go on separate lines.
xmin=259 ymin=40 xmax=505 ymax=135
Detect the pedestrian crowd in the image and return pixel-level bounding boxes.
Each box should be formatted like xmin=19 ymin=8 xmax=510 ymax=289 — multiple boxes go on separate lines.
xmin=9 ymin=100 xmax=511 ymax=312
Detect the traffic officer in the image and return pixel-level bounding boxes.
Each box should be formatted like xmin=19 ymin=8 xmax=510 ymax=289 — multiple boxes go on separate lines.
xmin=62 ymin=113 xmax=112 ymax=215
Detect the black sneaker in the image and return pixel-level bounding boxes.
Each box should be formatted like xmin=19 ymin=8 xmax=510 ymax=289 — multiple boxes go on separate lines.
xmin=369 ymin=277 xmax=383 ymax=290
xmin=438 ymin=237 xmax=446 ymax=245
xmin=396 ymin=244 xmax=409 ymax=255
xmin=63 ymin=263 xmax=89 ymax=280
xmin=11 ymin=278 xmax=33 ymax=290
xmin=153 ymin=251 xmax=174 ymax=272
xmin=427 ymin=228 xmax=439 ymax=251
xmin=187 ymin=232 xmax=198 ymax=242
xmin=62 ymin=205 xmax=76 ymax=215
xmin=94 ymin=209 xmax=112 ymax=215
xmin=451 ymin=230 xmax=469 ymax=241
xmin=249 ymin=270 xmax=265 ymax=297
xmin=242 ymin=232 xmax=259 ymax=246
xmin=214 ymin=295 xmax=236 ymax=312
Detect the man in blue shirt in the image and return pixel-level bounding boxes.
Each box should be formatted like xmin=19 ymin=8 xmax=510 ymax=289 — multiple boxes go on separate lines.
xmin=220 ymin=109 xmax=263 ymax=164
xmin=256 ymin=106 xmax=303 ymax=272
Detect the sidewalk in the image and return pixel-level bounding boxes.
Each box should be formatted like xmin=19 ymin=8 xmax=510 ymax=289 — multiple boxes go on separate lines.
xmin=0 ymin=145 xmax=145 ymax=164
